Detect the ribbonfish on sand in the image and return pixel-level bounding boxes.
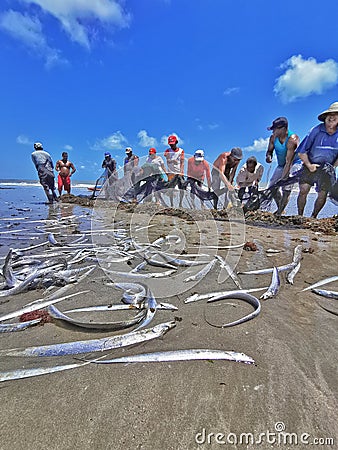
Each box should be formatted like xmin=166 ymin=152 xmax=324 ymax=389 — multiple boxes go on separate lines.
xmin=301 ymin=275 xmax=338 ymax=292
xmin=0 ymin=318 xmax=42 ymax=333
xmin=260 ymin=267 xmax=280 ymax=300
xmin=311 ymin=289 xmax=338 ymax=300
xmin=0 ymin=321 xmax=176 ymax=357
xmin=47 ymin=304 xmax=146 ymax=331
xmin=185 ymin=287 xmax=268 ymax=304
xmin=205 ymin=292 xmax=261 ymax=328
xmin=183 ymin=258 xmax=217 ymax=283
xmin=84 ymin=349 xmax=255 ymax=365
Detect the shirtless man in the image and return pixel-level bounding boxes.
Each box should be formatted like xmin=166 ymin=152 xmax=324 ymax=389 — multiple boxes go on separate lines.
xmin=211 ymin=147 xmax=243 ymax=209
xmin=55 ymin=152 xmax=76 ymax=195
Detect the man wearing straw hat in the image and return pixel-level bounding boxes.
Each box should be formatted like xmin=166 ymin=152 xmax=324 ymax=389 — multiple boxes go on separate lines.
xmin=297 ymin=102 xmax=338 ymax=218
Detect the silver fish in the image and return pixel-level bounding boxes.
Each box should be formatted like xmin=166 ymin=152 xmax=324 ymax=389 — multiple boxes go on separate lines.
xmin=114 ymin=282 xmax=147 ymax=305
xmin=85 ymin=349 xmax=255 ymax=365
xmin=2 ymin=249 xmax=18 ymax=288
xmin=184 ymin=258 xmax=217 ymax=283
xmin=0 ymin=321 xmax=176 ymax=357
xmin=47 ymin=304 xmax=146 ymax=330
xmin=64 ymin=301 xmax=178 ymax=314
xmin=0 ymin=362 xmax=88 ymax=383
xmin=215 ymin=255 xmax=242 ymax=289
xmin=185 ymin=287 xmax=268 ymax=304
xmin=311 ymin=289 xmax=338 ymax=300
xmin=260 ymin=267 xmax=280 ymax=300
xmin=0 ymin=291 xmax=88 ymax=322
xmin=130 ymin=261 xmax=148 ymax=273
xmin=302 ymin=276 xmax=338 ymax=292
xmin=0 ymin=318 xmax=41 ymax=333
xmin=206 ymin=292 xmax=261 ymax=327
xmin=133 ymin=287 xmax=157 ymax=331
xmin=238 ymin=263 xmax=295 ymax=275
xmin=104 ymin=269 xmax=176 ymax=279
xmin=286 ymin=261 xmax=301 ymax=285
xmin=156 ymin=251 xmax=210 ymax=267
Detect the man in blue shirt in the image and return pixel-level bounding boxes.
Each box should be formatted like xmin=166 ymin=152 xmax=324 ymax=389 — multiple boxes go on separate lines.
xmin=31 ymin=142 xmax=58 ymax=204
xmin=265 ymin=117 xmax=300 ymax=215
xmin=297 ymin=102 xmax=338 ymax=218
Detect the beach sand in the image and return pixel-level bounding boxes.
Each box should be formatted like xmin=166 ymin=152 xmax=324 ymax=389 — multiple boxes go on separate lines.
xmin=0 ymin=197 xmax=337 ymax=450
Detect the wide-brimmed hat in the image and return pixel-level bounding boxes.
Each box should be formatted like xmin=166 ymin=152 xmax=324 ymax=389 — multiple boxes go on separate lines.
xmin=318 ymin=102 xmax=338 ymax=121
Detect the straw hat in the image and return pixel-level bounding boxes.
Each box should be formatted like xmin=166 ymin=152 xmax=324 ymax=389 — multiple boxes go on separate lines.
xmin=318 ymin=102 xmax=338 ymax=121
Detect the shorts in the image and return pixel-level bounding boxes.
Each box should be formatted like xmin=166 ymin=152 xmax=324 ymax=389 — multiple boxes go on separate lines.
xmin=38 ymin=166 xmax=55 ymax=191
xmin=58 ymin=174 xmax=71 ymax=192
xmin=299 ymin=166 xmax=332 ymax=192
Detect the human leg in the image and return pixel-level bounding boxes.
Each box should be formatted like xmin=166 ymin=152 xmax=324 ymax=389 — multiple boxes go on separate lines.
xmin=311 ymin=191 xmax=328 ymax=218
xmin=57 ymin=174 xmax=63 ymax=196
xmin=297 ymin=183 xmax=311 ymax=216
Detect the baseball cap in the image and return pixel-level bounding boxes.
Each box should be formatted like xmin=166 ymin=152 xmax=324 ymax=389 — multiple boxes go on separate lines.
xmin=149 ymin=148 xmax=157 ymax=154
xmin=168 ymin=135 xmax=178 ymax=145
xmin=194 ymin=149 xmax=204 ymax=161
xmin=125 ymin=147 xmax=132 ymax=153
xmin=34 ymin=142 xmax=43 ymax=150
xmin=267 ymin=117 xmax=288 ymax=130
xmin=104 ymin=152 xmax=111 ymax=157
xmin=230 ymin=147 xmax=243 ymax=160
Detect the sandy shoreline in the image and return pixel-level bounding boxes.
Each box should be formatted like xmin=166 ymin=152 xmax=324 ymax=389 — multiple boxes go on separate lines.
xmin=0 ymin=198 xmax=337 ymax=449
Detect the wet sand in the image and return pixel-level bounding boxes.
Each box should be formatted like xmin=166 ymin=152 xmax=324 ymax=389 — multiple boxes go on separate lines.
xmin=0 ymin=198 xmax=337 ymax=450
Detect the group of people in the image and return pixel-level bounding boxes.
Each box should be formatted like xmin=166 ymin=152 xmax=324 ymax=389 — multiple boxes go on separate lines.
xmin=31 ymin=143 xmax=76 ymax=203
xmin=32 ymin=101 xmax=338 ymax=216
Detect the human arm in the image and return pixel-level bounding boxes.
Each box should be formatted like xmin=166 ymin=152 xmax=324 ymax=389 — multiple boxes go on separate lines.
xmin=255 ymin=165 xmax=264 ymax=185
xmin=229 ymin=161 xmax=240 ymax=184
xmin=299 ymin=153 xmax=319 ymax=172
xmin=180 ymin=150 xmax=185 ymax=176
xmin=55 ymin=160 xmax=61 ymax=172
xmin=282 ymin=134 xmax=299 ymax=179
xmin=69 ymin=162 xmax=76 ymax=176
xmin=265 ymin=135 xmax=275 ymax=163
xmin=204 ymin=161 xmax=211 ymax=189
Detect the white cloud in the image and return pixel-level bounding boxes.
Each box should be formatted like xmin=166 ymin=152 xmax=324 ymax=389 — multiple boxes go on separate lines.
xmin=0 ymin=9 xmax=66 ymax=67
xmin=223 ymin=87 xmax=240 ymax=96
xmin=274 ymin=55 xmax=338 ymax=103
xmin=160 ymin=133 xmax=184 ymax=146
xmin=137 ymin=130 xmax=157 ymax=148
xmin=16 ymin=134 xmax=32 ymax=145
xmin=244 ymin=137 xmax=269 ymax=152
xmin=92 ymin=131 xmax=128 ymax=151
xmin=21 ymin=0 xmax=131 ymax=49
xmin=64 ymin=144 xmax=73 ymax=151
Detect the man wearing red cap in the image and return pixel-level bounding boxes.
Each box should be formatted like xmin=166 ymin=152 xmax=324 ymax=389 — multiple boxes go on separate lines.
xmin=164 ymin=135 xmax=185 ymax=207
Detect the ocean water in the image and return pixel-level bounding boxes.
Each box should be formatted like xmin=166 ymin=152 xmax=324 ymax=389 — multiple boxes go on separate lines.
xmin=0 ymin=179 xmax=337 ymax=219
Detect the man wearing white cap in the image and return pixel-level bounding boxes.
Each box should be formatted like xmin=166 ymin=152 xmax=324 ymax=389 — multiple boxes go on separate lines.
xmin=297 ymin=102 xmax=338 ymax=218
xmin=31 ymin=142 xmax=58 ymax=204
xmin=124 ymin=147 xmax=139 ymax=176
xmin=186 ymin=150 xmax=213 ymax=207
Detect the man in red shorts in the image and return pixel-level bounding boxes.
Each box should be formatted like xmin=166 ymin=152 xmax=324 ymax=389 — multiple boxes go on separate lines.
xmin=55 ymin=152 xmax=76 ymax=196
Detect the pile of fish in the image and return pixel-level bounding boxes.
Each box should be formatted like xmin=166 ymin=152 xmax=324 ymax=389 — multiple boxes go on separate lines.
xmin=0 ymin=211 xmax=337 ymax=383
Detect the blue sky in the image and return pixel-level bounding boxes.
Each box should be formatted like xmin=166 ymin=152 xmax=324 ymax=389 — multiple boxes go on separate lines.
xmin=1 ymin=0 xmax=338 ymax=182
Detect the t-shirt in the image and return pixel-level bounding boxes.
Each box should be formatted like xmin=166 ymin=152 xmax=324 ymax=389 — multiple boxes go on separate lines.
xmin=164 ymin=147 xmax=184 ymax=174
xmin=124 ymin=154 xmax=138 ymax=172
xmin=298 ymin=123 xmax=338 ymax=165
xmin=145 ymin=155 xmax=165 ymax=174
xmin=31 ymin=150 xmax=54 ymax=172
xmin=187 ymin=157 xmax=211 ymax=184
xmin=236 ymin=163 xmax=264 ymax=187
